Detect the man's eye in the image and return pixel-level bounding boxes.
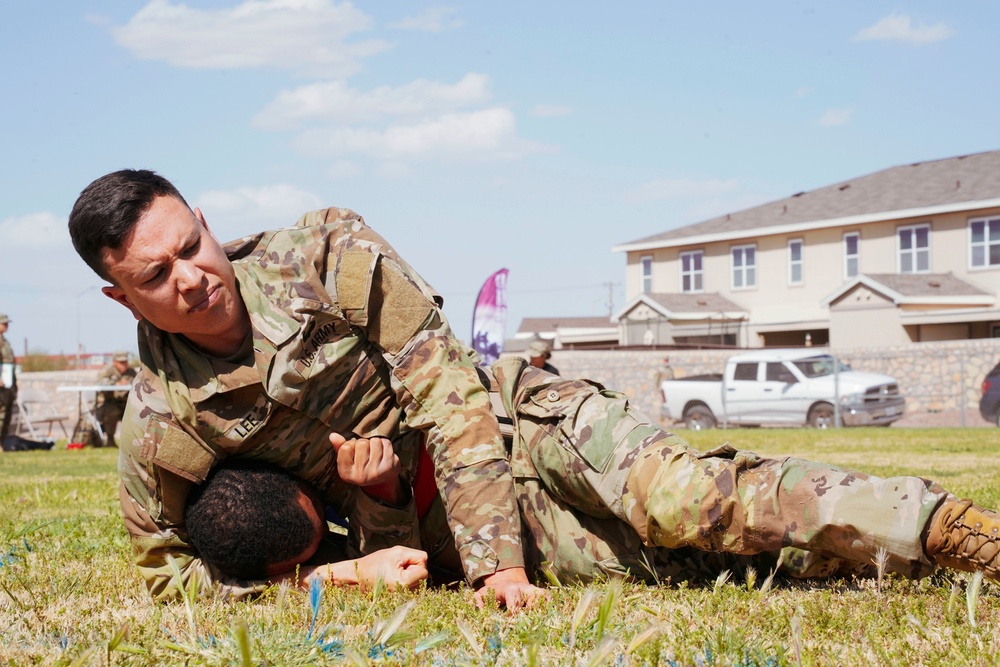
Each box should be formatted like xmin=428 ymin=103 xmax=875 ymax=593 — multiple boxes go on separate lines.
xmin=183 ymin=239 xmax=201 ymax=256
xmin=144 ymin=268 xmax=165 ymax=284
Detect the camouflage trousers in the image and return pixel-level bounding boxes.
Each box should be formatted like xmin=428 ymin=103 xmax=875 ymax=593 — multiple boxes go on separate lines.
xmin=498 ymin=361 xmax=949 ymax=584
xmin=0 ymin=386 xmax=15 ymax=440
xmin=95 ymin=400 xmax=125 ymax=447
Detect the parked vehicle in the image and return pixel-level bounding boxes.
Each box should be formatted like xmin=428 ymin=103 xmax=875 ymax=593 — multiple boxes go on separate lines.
xmin=660 ymin=349 xmax=906 ymax=429
xmin=979 ymin=361 xmax=1000 ymax=426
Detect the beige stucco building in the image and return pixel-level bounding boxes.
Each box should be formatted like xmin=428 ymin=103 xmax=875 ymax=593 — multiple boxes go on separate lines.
xmin=612 ymin=150 xmax=1000 ymax=349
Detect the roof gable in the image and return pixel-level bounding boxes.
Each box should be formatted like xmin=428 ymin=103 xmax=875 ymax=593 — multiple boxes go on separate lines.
xmin=823 ymin=273 xmax=995 ymax=308
xmin=614 ymin=292 xmax=748 ymax=322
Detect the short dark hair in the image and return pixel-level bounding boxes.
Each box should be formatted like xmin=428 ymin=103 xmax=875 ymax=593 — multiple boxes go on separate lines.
xmin=68 ymin=169 xmax=189 ymax=283
xmin=185 ymin=460 xmax=318 ymax=580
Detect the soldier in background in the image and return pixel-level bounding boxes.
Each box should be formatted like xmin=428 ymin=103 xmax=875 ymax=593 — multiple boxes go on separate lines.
xmin=0 ymin=313 xmax=16 ymax=441
xmin=94 ymin=350 xmax=136 ymax=448
xmin=527 ymin=339 xmax=559 ymax=375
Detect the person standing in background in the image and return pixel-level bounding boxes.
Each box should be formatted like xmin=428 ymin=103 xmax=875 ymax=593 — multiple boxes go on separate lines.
xmin=527 ymin=339 xmax=559 ymax=375
xmin=0 ymin=314 xmax=17 ymax=441
xmin=94 ymin=350 xmax=136 ymax=447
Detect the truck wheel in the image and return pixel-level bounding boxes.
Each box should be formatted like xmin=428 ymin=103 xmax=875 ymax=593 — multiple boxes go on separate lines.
xmin=808 ymin=403 xmax=835 ymax=429
xmin=684 ymin=405 xmax=717 ymax=430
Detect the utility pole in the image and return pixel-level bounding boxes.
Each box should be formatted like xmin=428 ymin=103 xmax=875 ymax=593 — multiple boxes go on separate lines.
xmin=606 ymin=281 xmax=615 ymax=318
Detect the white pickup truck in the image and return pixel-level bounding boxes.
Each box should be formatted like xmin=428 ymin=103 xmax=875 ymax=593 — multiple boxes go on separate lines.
xmin=661 ymin=349 xmax=906 ymax=429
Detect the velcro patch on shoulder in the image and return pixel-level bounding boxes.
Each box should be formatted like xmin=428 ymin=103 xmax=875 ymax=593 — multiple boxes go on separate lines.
xmin=152 ymin=422 xmax=217 ymax=483
xmin=369 ymin=260 xmax=434 ymax=355
xmin=336 ymin=250 xmax=376 ymax=315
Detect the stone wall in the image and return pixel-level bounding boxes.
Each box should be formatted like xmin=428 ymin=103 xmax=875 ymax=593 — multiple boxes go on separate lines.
xmin=15 ymin=337 xmax=1000 ymax=433
xmin=14 ymin=370 xmax=103 ymax=435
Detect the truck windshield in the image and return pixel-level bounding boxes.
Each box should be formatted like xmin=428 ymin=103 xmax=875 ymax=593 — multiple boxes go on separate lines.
xmin=791 ymin=355 xmax=852 ymax=378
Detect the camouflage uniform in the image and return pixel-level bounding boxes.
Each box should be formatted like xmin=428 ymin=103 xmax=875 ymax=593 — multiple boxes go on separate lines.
xmin=373 ymin=358 xmax=948 ymax=585
xmin=118 ymin=207 xmax=522 ymax=600
xmin=94 ymin=362 xmax=137 ymax=447
xmin=0 ymin=330 xmax=15 ymax=440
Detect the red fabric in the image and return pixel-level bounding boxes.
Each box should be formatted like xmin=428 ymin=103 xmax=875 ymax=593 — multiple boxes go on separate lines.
xmin=413 ymin=440 xmax=438 ymax=519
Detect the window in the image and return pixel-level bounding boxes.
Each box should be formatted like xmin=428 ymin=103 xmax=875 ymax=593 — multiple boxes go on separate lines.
xmin=970 ymin=216 xmax=1000 ymax=268
xmin=788 ymin=239 xmax=803 ymax=285
xmin=640 ymin=255 xmax=653 ymax=293
xmin=843 ymin=232 xmax=859 ymax=279
xmin=732 ymin=362 xmax=759 ymax=381
xmin=731 ymin=244 xmax=756 ymax=289
xmin=680 ymin=250 xmax=703 ymax=293
xmin=898 ymin=224 xmax=930 ymax=273
xmin=766 ymin=362 xmax=797 ymax=383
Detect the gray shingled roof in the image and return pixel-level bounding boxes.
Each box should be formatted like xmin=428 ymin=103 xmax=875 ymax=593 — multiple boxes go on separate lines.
xmin=864 ymin=273 xmax=992 ymax=297
xmin=621 ymin=149 xmax=1000 ymax=246
xmin=643 ymin=292 xmax=747 ymax=314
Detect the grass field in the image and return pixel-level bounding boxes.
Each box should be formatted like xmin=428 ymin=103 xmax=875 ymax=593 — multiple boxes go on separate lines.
xmin=2 ymin=427 xmax=1000 ymax=665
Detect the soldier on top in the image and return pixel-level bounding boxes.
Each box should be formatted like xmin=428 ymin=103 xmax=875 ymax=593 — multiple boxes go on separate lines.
xmin=68 ymin=169 xmax=541 ymax=605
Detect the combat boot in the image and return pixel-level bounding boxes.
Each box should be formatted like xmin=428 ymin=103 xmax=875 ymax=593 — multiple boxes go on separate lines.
xmin=924 ymin=499 xmax=1000 ymax=580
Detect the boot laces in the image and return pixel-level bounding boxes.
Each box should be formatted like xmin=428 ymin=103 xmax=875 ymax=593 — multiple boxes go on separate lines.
xmin=934 ymin=499 xmax=1000 ymax=569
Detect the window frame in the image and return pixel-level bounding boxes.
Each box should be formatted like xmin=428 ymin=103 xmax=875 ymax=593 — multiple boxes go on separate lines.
xmin=787 ymin=238 xmax=803 ymax=286
xmin=679 ymin=250 xmax=704 ymax=293
xmin=897 ymin=223 xmax=931 ymax=274
xmin=843 ymin=231 xmax=860 ymax=279
xmin=730 ymin=243 xmax=757 ymax=290
xmin=640 ymin=255 xmax=653 ymax=293
xmin=969 ymin=215 xmax=1000 ymax=270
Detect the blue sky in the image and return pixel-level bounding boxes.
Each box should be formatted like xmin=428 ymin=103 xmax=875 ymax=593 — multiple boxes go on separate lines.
xmin=2 ymin=1 xmax=997 ymax=357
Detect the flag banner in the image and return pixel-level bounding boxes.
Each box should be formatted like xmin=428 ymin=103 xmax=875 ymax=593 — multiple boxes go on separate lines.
xmin=471 ymin=268 xmax=508 ymax=366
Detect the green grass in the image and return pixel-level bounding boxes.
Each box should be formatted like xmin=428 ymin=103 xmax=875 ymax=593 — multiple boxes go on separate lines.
xmin=2 ymin=428 xmax=1000 ymax=665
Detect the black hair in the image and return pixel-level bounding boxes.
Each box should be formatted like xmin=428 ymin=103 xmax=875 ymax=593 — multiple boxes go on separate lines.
xmin=67 ymin=169 xmax=190 ymax=283
xmin=184 ymin=460 xmax=318 ymax=580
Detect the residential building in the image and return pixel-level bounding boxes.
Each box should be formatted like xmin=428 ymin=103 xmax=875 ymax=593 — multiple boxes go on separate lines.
xmin=612 ymin=150 xmax=1000 ymax=348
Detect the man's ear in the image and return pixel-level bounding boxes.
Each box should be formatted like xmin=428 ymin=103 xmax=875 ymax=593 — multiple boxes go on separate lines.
xmin=102 ymin=286 xmax=143 ymax=321
xmin=193 ymin=207 xmax=223 ymax=244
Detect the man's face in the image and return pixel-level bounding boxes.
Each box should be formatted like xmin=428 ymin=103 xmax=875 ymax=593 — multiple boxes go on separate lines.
xmin=529 ymin=355 xmax=545 ymax=368
xmin=100 ymin=195 xmax=249 ymax=357
xmin=112 ymin=359 xmax=129 ymax=374
xmin=0 ymin=322 xmax=7 ymax=335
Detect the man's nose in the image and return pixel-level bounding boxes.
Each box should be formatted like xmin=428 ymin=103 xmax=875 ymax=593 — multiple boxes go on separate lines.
xmin=174 ymin=261 xmax=205 ymax=292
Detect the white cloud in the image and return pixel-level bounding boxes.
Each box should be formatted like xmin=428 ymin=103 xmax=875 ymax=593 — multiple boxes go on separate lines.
xmin=254 ymin=73 xmax=492 ymax=130
xmin=854 ymin=13 xmax=955 ymax=45
xmin=374 ymin=162 xmax=412 ymax=180
xmin=626 ymin=177 xmax=741 ymax=205
xmin=819 ymin=107 xmax=854 ymax=127
xmin=0 ymin=212 xmax=67 ymax=248
xmin=195 ymin=184 xmax=325 ymax=240
xmin=112 ymin=0 xmax=390 ymax=77
xmin=294 ymin=108 xmax=551 ymax=161
xmin=529 ymin=104 xmax=574 ymax=118
xmin=325 ymin=160 xmax=364 ymax=179
xmin=795 ymin=86 xmax=814 ymax=99
xmin=389 ymin=6 xmax=462 ymax=32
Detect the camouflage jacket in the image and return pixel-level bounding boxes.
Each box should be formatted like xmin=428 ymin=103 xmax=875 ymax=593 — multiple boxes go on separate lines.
xmin=118 ymin=207 xmax=522 ymax=600
xmin=0 ymin=334 xmax=13 ymax=365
